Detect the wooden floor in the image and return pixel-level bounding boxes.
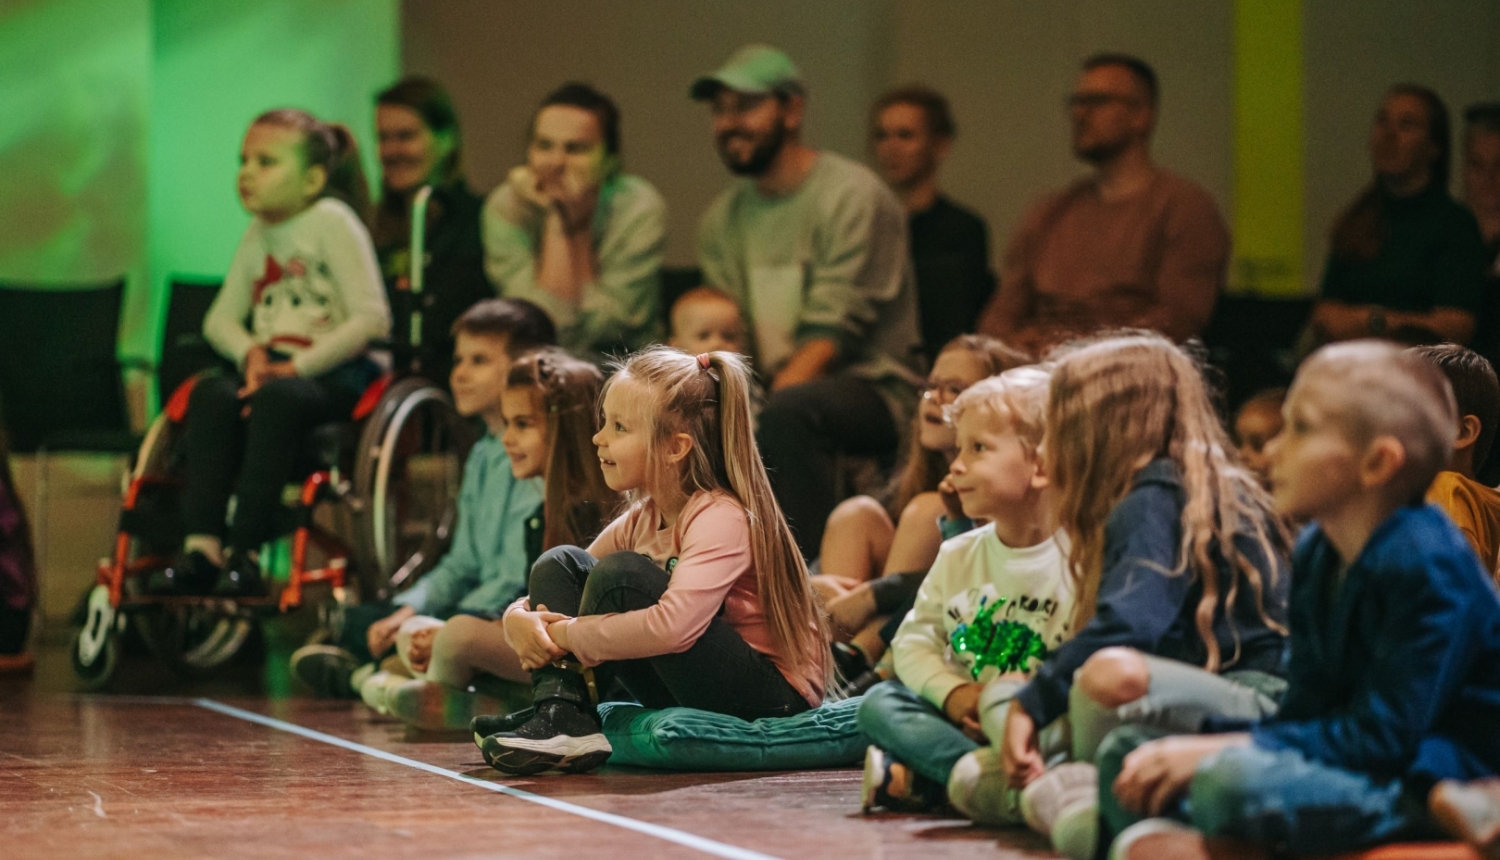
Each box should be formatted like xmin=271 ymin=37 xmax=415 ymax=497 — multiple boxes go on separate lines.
xmin=2 ymin=633 xmax=1057 ymax=859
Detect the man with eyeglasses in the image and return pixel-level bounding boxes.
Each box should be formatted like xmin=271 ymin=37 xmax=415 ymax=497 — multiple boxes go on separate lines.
xmin=693 ymin=44 xmax=923 ymax=558
xmin=978 ymin=53 xmax=1229 ymax=355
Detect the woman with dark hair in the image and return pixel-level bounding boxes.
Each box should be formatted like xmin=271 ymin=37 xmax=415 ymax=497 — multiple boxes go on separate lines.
xmin=374 ymin=76 xmax=491 ymax=384
xmin=483 ymin=83 xmax=665 ymax=359
xmin=1311 ymin=85 xmax=1489 ymax=346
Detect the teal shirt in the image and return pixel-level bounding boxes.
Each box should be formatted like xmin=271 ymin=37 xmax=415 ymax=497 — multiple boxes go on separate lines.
xmin=394 ymin=434 xmax=544 ymax=617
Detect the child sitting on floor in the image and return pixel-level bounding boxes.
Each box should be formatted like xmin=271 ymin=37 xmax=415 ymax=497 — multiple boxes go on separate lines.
xmin=1232 ymin=388 xmax=1284 ymax=490
xmin=1099 ymin=339 xmax=1500 ymax=860
xmin=174 ymin=108 xmax=389 ymax=597
xmin=478 ymin=347 xmax=828 ymax=775
xmin=384 ymin=349 xmax=617 ymax=730
xmin=856 ymin=367 xmax=1072 ymax=814
xmin=1412 ymin=343 xmax=1500 ymax=582
xmin=667 ymin=286 xmax=747 ymax=356
xmin=818 ymin=335 xmax=1027 ymax=688
xmin=290 ymin=298 xmax=556 ymax=700
xmin=949 ymin=333 xmax=1290 ymax=860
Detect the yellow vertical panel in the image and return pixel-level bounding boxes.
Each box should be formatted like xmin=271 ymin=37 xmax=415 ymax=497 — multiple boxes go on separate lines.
xmin=1232 ymin=0 xmax=1305 ymax=297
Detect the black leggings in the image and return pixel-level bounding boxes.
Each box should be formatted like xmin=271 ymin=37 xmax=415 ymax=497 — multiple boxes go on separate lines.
xmin=180 ymin=363 xmax=369 ymax=552
xmin=530 ymin=546 xmax=811 ymax=721
xmin=756 ymin=374 xmax=901 ymax=558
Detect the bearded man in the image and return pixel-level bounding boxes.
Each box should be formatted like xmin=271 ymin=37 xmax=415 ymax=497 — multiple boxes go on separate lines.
xmin=693 ymin=44 xmax=922 ymax=558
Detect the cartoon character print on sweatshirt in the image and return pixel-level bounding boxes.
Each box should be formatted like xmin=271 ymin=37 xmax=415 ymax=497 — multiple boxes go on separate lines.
xmin=250 ymin=254 xmax=341 ymax=354
xmin=944 ymin=584 xmax=1066 ymax=682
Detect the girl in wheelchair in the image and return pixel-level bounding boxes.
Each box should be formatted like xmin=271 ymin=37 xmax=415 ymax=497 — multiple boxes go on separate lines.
xmin=290 ymin=299 xmax=572 ymax=700
xmin=367 ymin=348 xmax=618 ymax=729
xmin=166 ymin=108 xmax=391 ymax=597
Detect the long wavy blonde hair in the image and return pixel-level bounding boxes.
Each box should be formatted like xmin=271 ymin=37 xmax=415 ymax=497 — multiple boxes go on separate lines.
xmin=603 ymin=347 xmax=828 ymax=679
xmin=1043 ymin=332 xmax=1288 ymax=671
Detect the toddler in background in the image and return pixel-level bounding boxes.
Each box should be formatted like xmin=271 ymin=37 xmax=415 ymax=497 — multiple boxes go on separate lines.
xmin=1411 ymin=343 xmax=1500 ymax=582
xmin=1101 ymin=341 xmax=1500 ymax=860
xmin=857 ymin=367 xmax=1072 ymax=815
xmin=1232 ymin=388 xmax=1284 ymax=489
xmin=668 ymin=286 xmax=747 ymax=356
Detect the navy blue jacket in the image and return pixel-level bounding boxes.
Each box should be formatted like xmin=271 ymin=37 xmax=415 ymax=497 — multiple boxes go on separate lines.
xmin=1250 ymin=504 xmax=1500 ymax=786
xmin=1015 ymin=459 xmax=1291 ymax=726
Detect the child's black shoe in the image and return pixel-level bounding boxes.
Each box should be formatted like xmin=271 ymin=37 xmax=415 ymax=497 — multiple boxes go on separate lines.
xmin=478 ymin=699 xmax=611 ymax=775
xmin=289 ymin=645 xmax=360 ymax=698
xmin=471 ymin=707 xmax=536 ymax=745
xmin=213 ymin=552 xmax=266 ymax=598
xmin=147 ymin=550 xmax=220 ymax=596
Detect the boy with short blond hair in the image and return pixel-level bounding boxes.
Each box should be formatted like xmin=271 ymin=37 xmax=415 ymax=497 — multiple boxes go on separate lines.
xmin=1412 ymin=343 xmax=1500 ymax=582
xmin=856 ymin=367 xmax=1074 ymax=813
xmin=1098 ymin=340 xmax=1500 ymax=860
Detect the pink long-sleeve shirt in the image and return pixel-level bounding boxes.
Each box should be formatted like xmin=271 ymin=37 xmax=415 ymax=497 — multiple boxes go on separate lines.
xmin=557 ymin=490 xmax=824 ymax=707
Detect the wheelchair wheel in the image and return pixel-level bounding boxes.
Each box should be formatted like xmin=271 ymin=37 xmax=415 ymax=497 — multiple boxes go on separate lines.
xmin=72 ymin=585 xmax=120 ymax=691
xmin=352 ymin=377 xmax=475 ymax=599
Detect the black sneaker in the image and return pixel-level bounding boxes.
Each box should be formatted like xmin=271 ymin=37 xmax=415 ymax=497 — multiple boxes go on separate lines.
xmin=471 ymin=707 xmax=536 ymax=745
xmin=148 ymin=550 xmax=220 ymax=596
xmin=214 ymin=552 xmax=266 ymax=598
xmin=289 ymin=644 xmax=360 ymax=698
xmin=478 ymin=700 xmax=611 ymax=775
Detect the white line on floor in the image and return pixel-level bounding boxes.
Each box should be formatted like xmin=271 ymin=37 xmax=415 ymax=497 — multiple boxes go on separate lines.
xmin=192 ymin=698 xmax=785 ymax=860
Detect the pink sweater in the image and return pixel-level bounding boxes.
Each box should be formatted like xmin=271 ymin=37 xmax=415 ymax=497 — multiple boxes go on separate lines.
xmin=560 ymin=490 xmax=824 ymax=707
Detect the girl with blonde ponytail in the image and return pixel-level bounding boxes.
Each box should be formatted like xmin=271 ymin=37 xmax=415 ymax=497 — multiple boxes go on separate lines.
xmin=483 ymin=346 xmax=828 ymax=776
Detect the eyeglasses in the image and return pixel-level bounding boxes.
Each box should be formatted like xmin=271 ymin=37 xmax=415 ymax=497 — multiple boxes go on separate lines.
xmin=1066 ymin=92 xmax=1141 ymax=111
xmin=920 ymin=379 xmax=968 ymax=404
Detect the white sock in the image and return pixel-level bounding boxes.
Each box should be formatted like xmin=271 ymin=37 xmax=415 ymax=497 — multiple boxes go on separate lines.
xmin=183 ymin=535 xmax=225 ymax=567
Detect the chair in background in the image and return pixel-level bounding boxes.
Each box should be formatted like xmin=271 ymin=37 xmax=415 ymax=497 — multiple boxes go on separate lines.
xmin=1200 ymin=294 xmax=1315 ymax=414
xmin=0 ymin=279 xmax=140 ymax=619
xmin=158 ymin=277 xmax=233 ymax=404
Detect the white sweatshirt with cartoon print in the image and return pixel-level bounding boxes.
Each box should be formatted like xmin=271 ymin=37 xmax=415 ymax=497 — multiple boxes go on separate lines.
xmin=892 ymin=522 xmax=1076 ymax=710
xmin=204 ymin=198 xmax=390 ymax=377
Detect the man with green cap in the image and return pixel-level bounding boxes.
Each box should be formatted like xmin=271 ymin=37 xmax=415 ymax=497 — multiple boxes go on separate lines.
xmin=693 ymin=44 xmax=923 ymax=560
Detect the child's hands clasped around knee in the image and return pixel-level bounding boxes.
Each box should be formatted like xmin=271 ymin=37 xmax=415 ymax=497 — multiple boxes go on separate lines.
xmin=825 ymin=582 xmax=877 ymax=635
xmin=1000 ymin=699 xmax=1045 ymax=787
xmin=367 ymin=606 xmax=416 ymax=658
xmin=1112 ymin=733 xmax=1249 ymax=817
xmin=504 ymin=601 xmax=569 ymax=670
xmin=405 ymin=625 xmax=437 ymax=674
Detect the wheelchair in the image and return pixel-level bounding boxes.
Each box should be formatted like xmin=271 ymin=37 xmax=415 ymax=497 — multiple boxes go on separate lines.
xmin=72 ymin=187 xmax=473 ymax=690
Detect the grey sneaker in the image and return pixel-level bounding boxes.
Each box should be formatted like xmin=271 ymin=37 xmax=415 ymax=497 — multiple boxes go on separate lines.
xmin=1019 ymin=762 xmax=1098 ymax=834
xmin=947 ymin=747 xmax=1024 ymax=826
xmin=1107 ymin=818 xmax=1199 ymax=860
xmin=389 ymin=679 xmax=502 ymax=732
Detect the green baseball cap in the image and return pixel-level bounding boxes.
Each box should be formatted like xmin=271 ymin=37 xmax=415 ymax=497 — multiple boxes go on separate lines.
xmin=690 ymin=44 xmax=805 ymax=100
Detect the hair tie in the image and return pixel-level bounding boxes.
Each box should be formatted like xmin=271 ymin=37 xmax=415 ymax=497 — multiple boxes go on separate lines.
xmin=697 ymin=353 xmax=712 ymax=370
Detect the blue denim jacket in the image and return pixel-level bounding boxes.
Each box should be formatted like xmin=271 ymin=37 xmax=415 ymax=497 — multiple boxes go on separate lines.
xmin=1251 ymin=503 xmax=1500 ymax=786
xmin=1015 ymin=458 xmax=1290 ymax=727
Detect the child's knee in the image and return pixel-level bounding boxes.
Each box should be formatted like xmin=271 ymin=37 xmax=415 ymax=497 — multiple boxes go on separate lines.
xmin=829 ymin=495 xmax=888 ymax=532
xmin=579 ymin=552 xmax=667 ymax=613
xmin=188 ymin=374 xmax=240 ymax=413
xmin=1186 ymin=746 xmax=1270 ymax=837
xmin=855 ymin=680 xmax=906 ymax=738
xmin=1077 ymin=647 xmax=1151 ymax=708
xmin=530 ymin=545 xmax=594 ymax=587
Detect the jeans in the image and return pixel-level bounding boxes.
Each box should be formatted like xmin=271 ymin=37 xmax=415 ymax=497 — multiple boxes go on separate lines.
xmin=1068 ymin=653 xmax=1287 ymax=764
xmin=757 ymin=374 xmax=901 ymax=558
xmin=1097 ymin=725 xmax=1440 ymax=856
xmin=857 ymin=680 xmax=985 ymax=785
xmin=528 ymin=546 xmax=811 ymax=720
xmin=180 ymin=360 xmax=373 ymax=551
